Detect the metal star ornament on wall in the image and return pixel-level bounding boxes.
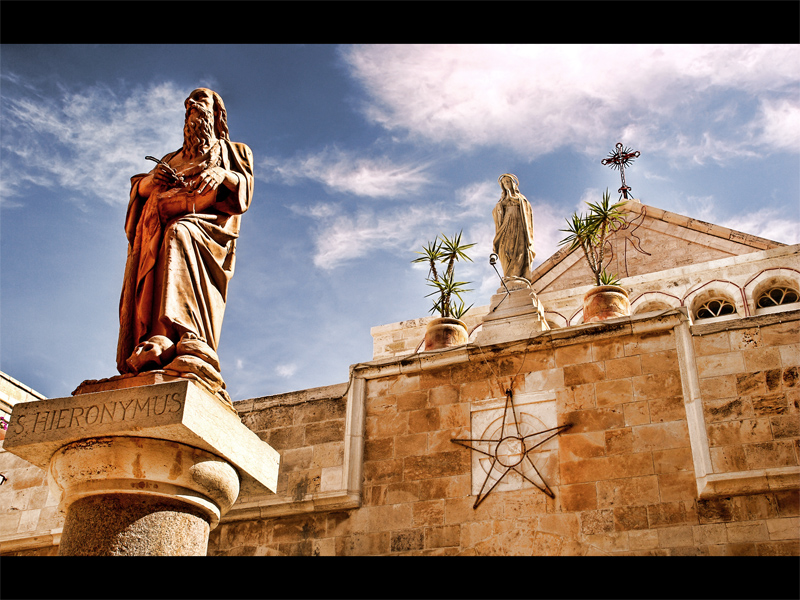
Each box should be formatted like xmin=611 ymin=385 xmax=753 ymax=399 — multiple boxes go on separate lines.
xmin=451 ymin=390 xmax=572 ymax=509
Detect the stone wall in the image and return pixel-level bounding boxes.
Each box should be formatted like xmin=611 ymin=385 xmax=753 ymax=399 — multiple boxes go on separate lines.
xmin=0 ymin=374 xmax=61 ymax=555
xmin=207 ymin=308 xmax=799 ymax=556
xmin=237 ymin=383 xmax=349 ymax=505
xmin=2 ymin=310 xmax=797 ymax=558
xmin=370 ymin=309 xmax=488 ymax=361
xmin=693 ymin=316 xmax=799 ymax=489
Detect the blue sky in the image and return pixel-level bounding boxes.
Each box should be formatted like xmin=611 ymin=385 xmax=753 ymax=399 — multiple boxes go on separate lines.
xmin=1 ymin=42 xmax=798 ymax=401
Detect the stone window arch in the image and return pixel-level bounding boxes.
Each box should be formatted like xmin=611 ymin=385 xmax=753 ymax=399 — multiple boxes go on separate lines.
xmin=630 ymin=291 xmax=680 ymax=316
xmin=544 ymin=312 xmax=567 ymax=329
xmin=684 ymin=281 xmax=743 ymax=324
xmin=744 ymin=269 xmax=800 ymax=316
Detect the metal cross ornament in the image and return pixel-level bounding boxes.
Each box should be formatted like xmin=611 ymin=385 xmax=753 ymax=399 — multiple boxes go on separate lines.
xmin=451 ymin=389 xmax=572 ymax=509
xmin=602 ymin=142 xmax=640 ymax=199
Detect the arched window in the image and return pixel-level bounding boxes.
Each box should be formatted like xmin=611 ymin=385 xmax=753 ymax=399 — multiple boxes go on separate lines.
xmin=633 ymin=300 xmax=672 ymax=316
xmin=745 ymin=270 xmax=800 ymax=316
xmin=756 ymin=286 xmax=799 ymax=309
xmin=695 ymin=297 xmax=737 ymax=320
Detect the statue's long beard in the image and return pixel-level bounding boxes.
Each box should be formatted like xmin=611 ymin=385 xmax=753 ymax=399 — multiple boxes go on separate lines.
xmin=183 ymin=104 xmax=215 ymax=159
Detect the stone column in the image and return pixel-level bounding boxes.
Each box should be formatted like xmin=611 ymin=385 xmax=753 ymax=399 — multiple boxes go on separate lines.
xmin=3 ymin=379 xmax=279 ymax=556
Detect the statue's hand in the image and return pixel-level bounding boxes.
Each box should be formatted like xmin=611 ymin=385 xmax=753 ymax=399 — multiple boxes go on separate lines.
xmin=194 ymin=166 xmax=226 ymax=195
xmin=153 ymin=162 xmax=182 ymax=187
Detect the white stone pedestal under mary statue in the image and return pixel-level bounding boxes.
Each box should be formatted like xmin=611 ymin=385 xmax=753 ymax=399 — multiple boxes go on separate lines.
xmin=3 ymin=88 xmax=279 ymax=556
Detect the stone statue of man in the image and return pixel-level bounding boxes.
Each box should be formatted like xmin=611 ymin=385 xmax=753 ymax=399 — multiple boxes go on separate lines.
xmin=116 ymin=88 xmax=254 ymax=397
xmin=492 ymin=173 xmax=535 ymax=282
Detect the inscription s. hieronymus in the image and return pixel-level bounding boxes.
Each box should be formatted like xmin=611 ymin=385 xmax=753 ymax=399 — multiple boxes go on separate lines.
xmin=12 ymin=393 xmax=183 ymax=435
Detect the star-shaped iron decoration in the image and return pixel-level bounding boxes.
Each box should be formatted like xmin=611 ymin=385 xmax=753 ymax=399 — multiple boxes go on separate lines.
xmin=451 ymin=389 xmax=572 ymax=509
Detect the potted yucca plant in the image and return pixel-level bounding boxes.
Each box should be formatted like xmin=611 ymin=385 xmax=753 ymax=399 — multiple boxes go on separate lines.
xmin=413 ymin=231 xmax=475 ymax=350
xmin=559 ymin=189 xmax=631 ymax=322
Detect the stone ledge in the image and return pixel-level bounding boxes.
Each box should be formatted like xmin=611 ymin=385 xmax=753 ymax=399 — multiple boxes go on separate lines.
xmin=3 ymin=380 xmax=279 ymax=497
xmin=0 ymin=528 xmax=62 ymax=555
xmin=697 ymin=466 xmax=800 ymax=499
xmin=224 ymin=491 xmax=362 ymax=523
xmin=690 ymin=308 xmax=800 ymax=336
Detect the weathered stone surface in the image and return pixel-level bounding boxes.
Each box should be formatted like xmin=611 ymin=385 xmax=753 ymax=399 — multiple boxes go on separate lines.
xmin=59 ymin=493 xmax=209 ymax=556
xmin=4 ymin=380 xmax=279 ymax=496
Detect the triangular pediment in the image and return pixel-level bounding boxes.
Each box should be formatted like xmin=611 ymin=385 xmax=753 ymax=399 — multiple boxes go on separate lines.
xmin=530 ymin=200 xmax=785 ymax=295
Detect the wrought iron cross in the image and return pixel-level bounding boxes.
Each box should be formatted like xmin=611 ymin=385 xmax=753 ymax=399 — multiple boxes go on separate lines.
xmin=602 ymin=142 xmax=640 ymax=199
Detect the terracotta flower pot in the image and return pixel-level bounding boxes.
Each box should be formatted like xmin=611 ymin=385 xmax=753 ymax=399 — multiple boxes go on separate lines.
xmin=583 ymin=285 xmax=631 ymax=323
xmin=424 ymin=317 xmax=469 ymax=351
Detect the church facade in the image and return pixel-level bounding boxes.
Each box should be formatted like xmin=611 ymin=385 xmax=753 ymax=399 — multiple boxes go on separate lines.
xmin=1 ymin=199 xmax=798 ymax=557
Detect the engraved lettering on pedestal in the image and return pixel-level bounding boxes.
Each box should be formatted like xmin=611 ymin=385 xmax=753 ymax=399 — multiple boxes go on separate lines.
xmin=12 ymin=392 xmax=184 ymax=436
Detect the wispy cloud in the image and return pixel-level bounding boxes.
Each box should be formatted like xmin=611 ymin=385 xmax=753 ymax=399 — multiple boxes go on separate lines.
xmin=341 ymin=44 xmax=799 ymax=164
xmin=307 ymin=203 xmax=453 ymax=270
xmin=1 ymin=78 xmax=187 ymax=207
xmin=300 ymin=175 xmax=577 ymax=275
xmin=260 ymin=146 xmax=431 ymax=199
xmin=753 ymin=97 xmax=800 ymax=152
xmin=275 ymin=363 xmax=298 ymax=378
xmin=720 ymin=208 xmax=800 ymax=245
xmin=669 ymin=194 xmax=799 ymax=245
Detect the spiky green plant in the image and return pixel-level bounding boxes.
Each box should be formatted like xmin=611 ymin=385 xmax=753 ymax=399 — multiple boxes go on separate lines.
xmin=559 ymin=189 xmax=628 ymax=286
xmin=412 ymin=231 xmax=475 ymax=319
xmin=598 ymin=270 xmax=621 ymax=286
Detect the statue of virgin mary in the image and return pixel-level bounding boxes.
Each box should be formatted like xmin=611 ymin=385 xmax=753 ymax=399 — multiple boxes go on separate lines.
xmin=492 ymin=173 xmax=535 ymax=281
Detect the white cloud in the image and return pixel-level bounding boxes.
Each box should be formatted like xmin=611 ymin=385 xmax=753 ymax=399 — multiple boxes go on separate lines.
xmin=720 ymin=208 xmax=800 ymax=245
xmin=300 ymin=170 xmax=583 ymax=274
xmin=456 ymin=180 xmax=497 ymax=217
xmin=1 ymin=79 xmax=187 ymax=205
xmin=754 ymin=97 xmax=800 ymax=152
xmin=260 ymin=146 xmax=431 ymax=199
xmin=296 ymin=178 xmax=497 ymax=271
xmin=309 ymin=203 xmax=453 ymax=270
xmin=275 ymin=363 xmax=298 ymax=378
xmin=668 ymin=194 xmax=799 ymax=245
xmin=341 ymin=44 xmax=800 ymax=163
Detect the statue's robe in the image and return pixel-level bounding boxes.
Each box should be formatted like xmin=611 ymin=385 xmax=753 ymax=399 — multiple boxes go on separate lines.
xmin=117 ymin=140 xmax=254 ymax=374
xmin=492 ymin=193 xmax=535 ymax=281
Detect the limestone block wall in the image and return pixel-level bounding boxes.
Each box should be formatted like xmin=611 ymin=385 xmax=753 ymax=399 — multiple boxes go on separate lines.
xmin=235 ymin=383 xmax=349 ymax=505
xmin=208 ymin=309 xmax=799 ymax=556
xmin=0 ymin=374 xmax=61 ymax=555
xmin=1 ymin=372 xmax=46 ymax=437
xmin=2 ymin=311 xmax=797 ymax=557
xmin=693 ymin=316 xmax=799 ymax=485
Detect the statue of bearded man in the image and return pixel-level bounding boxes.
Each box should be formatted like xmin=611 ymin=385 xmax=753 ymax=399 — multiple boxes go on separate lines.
xmin=116 ymin=88 xmax=254 ymax=398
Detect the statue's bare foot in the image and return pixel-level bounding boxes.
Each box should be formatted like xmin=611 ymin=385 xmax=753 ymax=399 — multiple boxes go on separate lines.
xmin=162 ymin=333 xmax=225 ymax=393
xmin=126 ymin=335 xmax=176 ymax=373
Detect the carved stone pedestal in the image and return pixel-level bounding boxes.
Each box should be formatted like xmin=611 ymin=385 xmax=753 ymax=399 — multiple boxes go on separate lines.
xmin=3 ymin=379 xmax=279 ymax=556
xmin=473 ymin=279 xmax=549 ymax=346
